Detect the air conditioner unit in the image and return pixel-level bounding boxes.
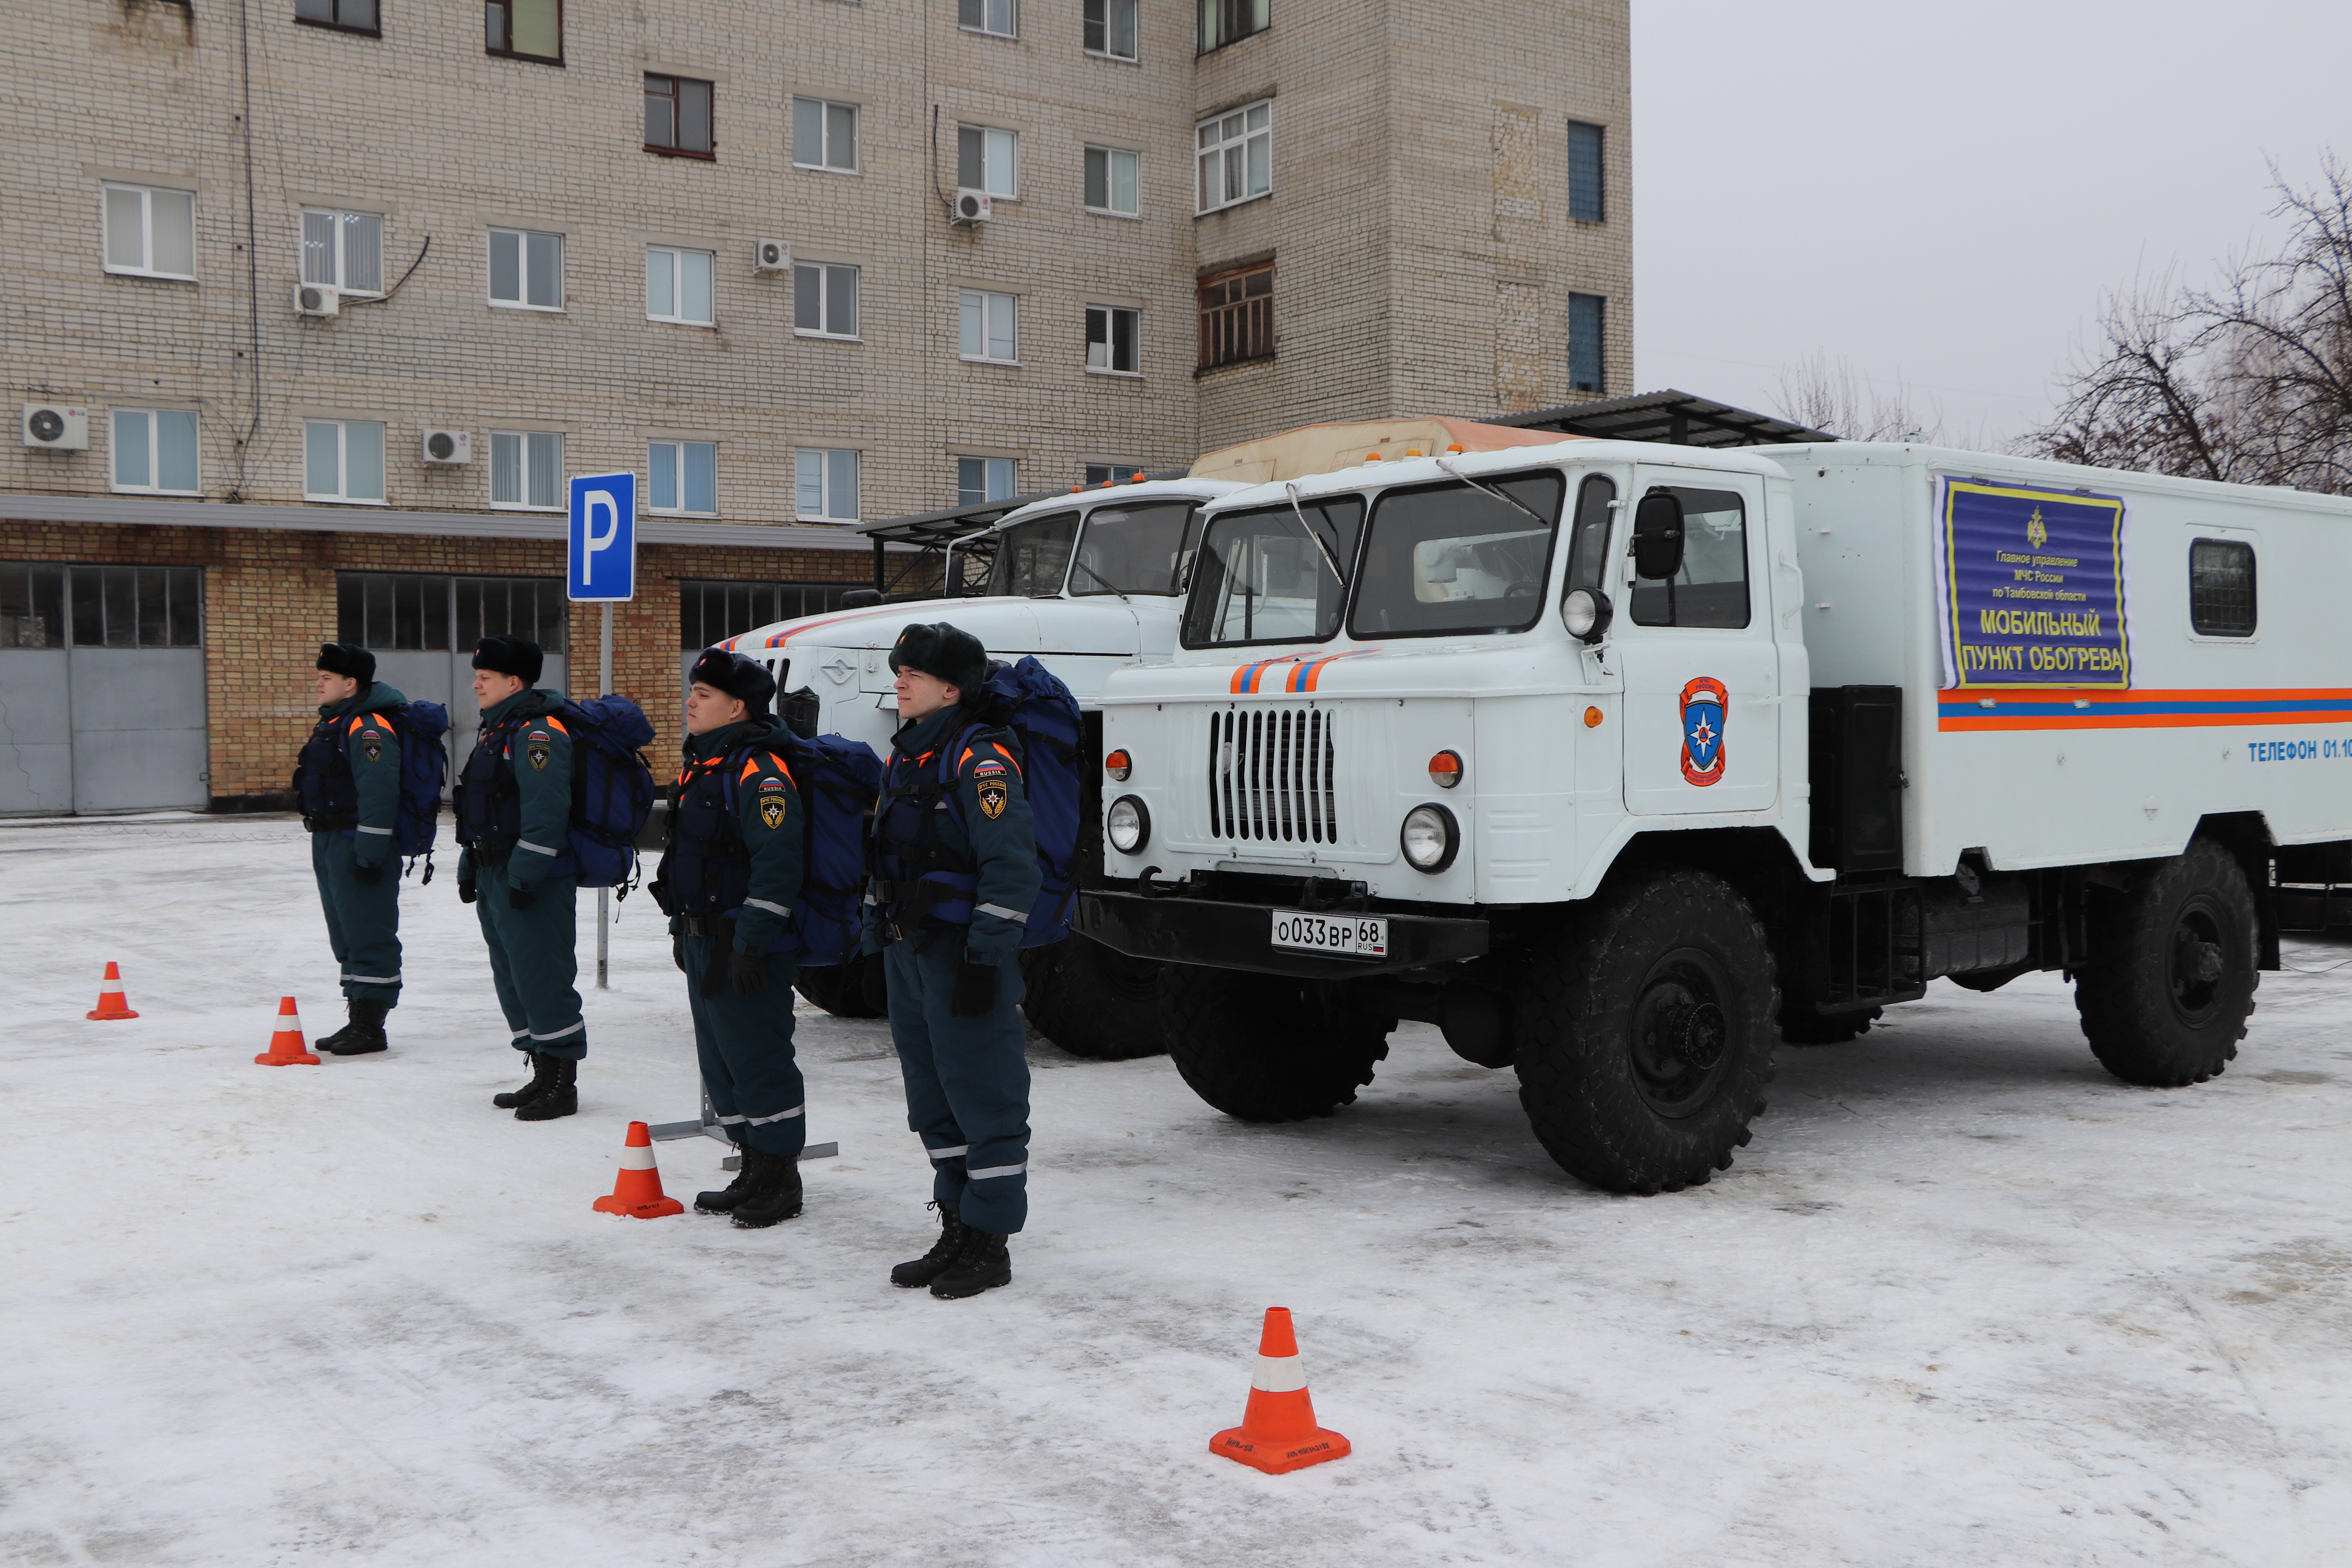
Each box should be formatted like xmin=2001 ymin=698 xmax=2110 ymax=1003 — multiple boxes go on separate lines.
xmin=421 ymin=428 xmax=472 ymax=465
xmin=292 ymin=282 xmax=340 ymax=318
xmin=754 ymin=238 xmax=791 ymax=273
xmin=22 ymin=404 xmax=90 ymax=450
xmin=953 ymin=189 xmax=993 ymax=224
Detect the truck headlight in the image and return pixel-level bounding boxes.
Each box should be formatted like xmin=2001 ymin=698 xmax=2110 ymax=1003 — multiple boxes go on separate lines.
xmin=1400 ymin=803 xmax=1459 ymax=873
xmin=1107 ymin=795 xmax=1150 ymax=853
xmin=1562 ymin=586 xmax=1614 ymax=643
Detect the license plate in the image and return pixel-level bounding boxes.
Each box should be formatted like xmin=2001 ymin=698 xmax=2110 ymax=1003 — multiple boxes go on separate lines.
xmin=1269 ymin=910 xmax=1389 ymax=958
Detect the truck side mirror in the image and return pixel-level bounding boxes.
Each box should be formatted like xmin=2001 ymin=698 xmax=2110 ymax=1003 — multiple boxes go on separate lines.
xmin=1632 ymin=490 xmax=1686 ymax=581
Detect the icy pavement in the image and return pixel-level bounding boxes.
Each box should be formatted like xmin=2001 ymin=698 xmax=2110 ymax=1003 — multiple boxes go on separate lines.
xmin=2 ymin=818 xmax=2348 ymax=1568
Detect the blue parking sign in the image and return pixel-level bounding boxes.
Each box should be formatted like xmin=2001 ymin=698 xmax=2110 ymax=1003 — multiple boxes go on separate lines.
xmin=567 ymin=471 xmax=637 ymax=602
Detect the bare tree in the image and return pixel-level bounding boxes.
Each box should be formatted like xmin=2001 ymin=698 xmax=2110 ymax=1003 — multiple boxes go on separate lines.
xmin=1774 ymin=352 xmax=1940 ymax=441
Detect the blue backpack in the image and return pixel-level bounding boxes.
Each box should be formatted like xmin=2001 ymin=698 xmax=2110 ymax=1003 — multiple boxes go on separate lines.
xmin=389 ymin=701 xmax=449 ymax=871
xmin=556 ymin=695 xmax=657 ymax=894
xmin=710 ymin=732 xmax=884 ymax=965
xmin=962 ymin=657 xmax=1083 ymax=948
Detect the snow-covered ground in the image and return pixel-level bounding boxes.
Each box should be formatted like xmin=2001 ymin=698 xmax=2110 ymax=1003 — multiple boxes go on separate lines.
xmin=3 ymin=817 xmax=2348 ymax=1567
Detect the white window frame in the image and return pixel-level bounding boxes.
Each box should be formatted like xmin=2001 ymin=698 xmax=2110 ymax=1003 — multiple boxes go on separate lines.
xmin=791 ymin=97 xmax=860 ymax=174
xmin=794 ymin=262 xmax=860 ymax=339
xmin=959 ymin=289 xmax=1019 ymax=364
xmin=303 ymin=419 xmax=387 ymax=506
xmin=958 ymin=125 xmax=1020 ymax=200
xmin=1085 ymin=0 xmax=1138 ymax=59
xmin=646 ymin=245 xmax=717 ymax=326
xmin=1083 ymin=145 xmax=1141 ymax=217
xmin=1196 ymin=100 xmax=1273 ymax=214
xmin=647 ymin=439 xmax=719 ymax=516
xmin=958 ymin=0 xmax=1017 ymax=39
xmin=109 ymin=409 xmax=201 ymax=496
xmin=487 ymin=227 xmax=564 ymax=311
xmin=489 ymin=429 xmax=566 ymax=510
xmin=301 ymin=209 xmax=383 ymax=295
xmin=102 ymin=183 xmax=197 ymax=280
xmin=1086 ymin=304 xmax=1141 ymax=376
xmin=795 ymin=449 xmax=861 ymax=523
xmin=956 ymin=456 xmax=1017 ymax=507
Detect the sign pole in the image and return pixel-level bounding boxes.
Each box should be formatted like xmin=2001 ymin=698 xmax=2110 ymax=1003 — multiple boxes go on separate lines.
xmin=597 ymin=601 xmax=613 ymax=990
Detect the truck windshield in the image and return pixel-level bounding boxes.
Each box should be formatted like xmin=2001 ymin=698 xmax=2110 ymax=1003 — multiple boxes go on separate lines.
xmin=1069 ymin=501 xmax=1201 ymax=596
xmin=1348 ymin=471 xmax=1563 ymax=637
xmin=985 ymin=511 xmax=1078 ymax=597
xmin=1183 ymin=496 xmax=1365 ymax=647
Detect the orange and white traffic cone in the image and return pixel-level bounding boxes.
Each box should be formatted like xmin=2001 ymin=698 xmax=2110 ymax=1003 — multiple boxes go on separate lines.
xmin=593 ymin=1121 xmax=685 ymax=1218
xmin=254 ymin=996 xmax=319 ymax=1066
xmin=1210 ymin=1307 xmax=1352 ymax=1474
xmin=85 ymin=962 xmax=140 ymax=1021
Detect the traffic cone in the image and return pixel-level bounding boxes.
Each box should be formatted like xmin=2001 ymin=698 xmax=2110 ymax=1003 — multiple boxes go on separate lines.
xmin=1210 ymin=1307 xmax=1352 ymax=1474
xmin=592 ymin=1121 xmax=685 ymax=1219
xmin=85 ymin=962 xmax=140 ymax=1021
xmin=254 ymin=996 xmax=319 ymax=1066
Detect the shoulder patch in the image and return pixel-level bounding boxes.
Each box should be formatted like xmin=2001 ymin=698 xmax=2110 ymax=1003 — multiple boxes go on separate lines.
xmin=757 ymin=793 xmax=788 ymax=831
xmin=971 ymin=759 xmax=1008 ymax=778
xmin=757 ymin=774 xmax=787 ymax=791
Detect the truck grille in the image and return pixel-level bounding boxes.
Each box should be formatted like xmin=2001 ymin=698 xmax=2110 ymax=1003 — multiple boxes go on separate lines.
xmin=1206 ymin=707 xmax=1339 ymax=844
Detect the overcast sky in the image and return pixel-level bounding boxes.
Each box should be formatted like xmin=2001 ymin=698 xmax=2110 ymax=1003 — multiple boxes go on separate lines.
xmin=1630 ymin=0 xmax=2352 ymax=448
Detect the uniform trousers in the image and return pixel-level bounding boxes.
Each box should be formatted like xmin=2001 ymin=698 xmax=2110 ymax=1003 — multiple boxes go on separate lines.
xmin=312 ymin=833 xmax=402 ymax=1007
xmin=681 ymin=934 xmax=806 ymax=1159
xmin=885 ymin=938 xmax=1030 ymax=1235
xmin=472 ymin=860 xmax=586 ymax=1059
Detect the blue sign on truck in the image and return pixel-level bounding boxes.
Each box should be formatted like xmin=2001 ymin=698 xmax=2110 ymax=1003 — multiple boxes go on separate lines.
xmin=567 ymin=471 xmax=637 ymax=603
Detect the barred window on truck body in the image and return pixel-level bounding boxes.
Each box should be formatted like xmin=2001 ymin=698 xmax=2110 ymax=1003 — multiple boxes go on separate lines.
xmin=2189 ymin=538 xmax=2256 ymax=636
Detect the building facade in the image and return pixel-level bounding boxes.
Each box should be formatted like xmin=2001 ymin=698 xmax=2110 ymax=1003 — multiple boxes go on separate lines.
xmin=1 ymin=0 xmax=1630 ymax=811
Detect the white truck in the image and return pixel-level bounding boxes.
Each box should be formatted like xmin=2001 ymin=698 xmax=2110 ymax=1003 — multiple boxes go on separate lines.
xmin=1078 ymin=435 xmax=2352 ymax=1192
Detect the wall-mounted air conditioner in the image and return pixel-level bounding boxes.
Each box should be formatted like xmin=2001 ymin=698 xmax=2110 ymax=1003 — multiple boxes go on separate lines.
xmin=755 ymin=238 xmax=791 ymax=272
xmin=953 ymin=190 xmax=993 ymax=224
xmin=293 ymin=282 xmax=340 ymax=317
xmin=421 ymin=429 xmax=472 ymax=465
xmin=22 ymin=404 xmax=90 ymax=449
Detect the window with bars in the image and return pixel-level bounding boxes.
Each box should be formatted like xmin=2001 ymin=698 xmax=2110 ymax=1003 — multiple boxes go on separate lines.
xmin=680 ymin=580 xmax=860 ymax=651
xmin=486 ymin=0 xmax=561 ymax=61
xmin=2189 ymin=538 xmax=2257 ymax=637
xmin=490 ymin=430 xmax=564 ymax=509
xmin=302 ymin=210 xmax=383 ymax=294
xmin=1566 ymin=120 xmax=1604 ymax=223
xmin=336 ymin=572 xmax=568 ymax=653
xmin=1197 ymin=260 xmax=1272 ymax=369
xmin=295 ymin=0 xmax=379 ymax=34
xmin=0 ymin=563 xmax=66 ymax=648
xmin=0 ymin=564 xmax=201 ymax=649
xmin=1196 ymin=101 xmax=1270 ymax=212
xmin=644 ymin=74 xmax=714 ymax=157
xmin=1568 ymin=290 xmax=1605 ymax=394
xmin=1198 ymin=0 xmax=1267 ymax=51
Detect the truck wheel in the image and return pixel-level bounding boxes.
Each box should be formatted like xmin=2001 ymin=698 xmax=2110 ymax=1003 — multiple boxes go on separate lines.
xmin=1019 ymin=936 xmax=1169 ymax=1060
xmin=792 ymin=954 xmax=884 ymax=1020
xmin=2074 ymin=840 xmax=2258 ymax=1087
xmin=1780 ymin=1002 xmax=1880 ymax=1046
xmin=1515 ymin=870 xmax=1778 ymax=1194
xmin=1159 ymin=964 xmax=1390 ymax=1122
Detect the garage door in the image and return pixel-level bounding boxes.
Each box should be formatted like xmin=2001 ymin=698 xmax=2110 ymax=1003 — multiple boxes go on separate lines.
xmin=339 ymin=572 xmax=569 ymax=787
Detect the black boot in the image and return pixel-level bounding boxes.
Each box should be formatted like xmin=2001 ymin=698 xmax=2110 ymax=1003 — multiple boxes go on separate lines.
xmin=891 ymin=1203 xmax=973 ymax=1289
xmin=322 ymin=999 xmax=389 ymax=1056
xmin=695 ymin=1149 xmax=757 ymax=1215
xmin=513 ymin=1055 xmax=577 ymax=1121
xmin=493 ymin=1052 xmax=557 ymax=1109
xmin=729 ymin=1147 xmax=805 ymax=1229
xmin=929 ymin=1229 xmax=1012 ymax=1299
xmin=315 ymin=1000 xmax=359 ymax=1053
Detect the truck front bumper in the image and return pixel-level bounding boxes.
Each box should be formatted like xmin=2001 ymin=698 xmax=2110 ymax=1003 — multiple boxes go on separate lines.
xmin=1077 ymin=890 xmax=1490 ymax=980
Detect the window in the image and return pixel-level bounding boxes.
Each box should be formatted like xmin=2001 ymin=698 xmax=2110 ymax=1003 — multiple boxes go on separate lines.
xmin=1087 ymin=305 xmax=1140 ymax=374
xmin=490 ymin=430 xmax=564 ymax=509
xmin=1198 ymin=0 xmax=1268 ymax=50
xmin=796 ymin=450 xmax=860 ymax=522
xmin=102 ymin=184 xmax=196 ymax=279
xmin=488 ymin=228 xmax=563 ymax=310
xmin=294 ymin=0 xmax=378 ymax=33
xmin=1084 ymin=146 xmax=1140 ymax=215
xmin=1630 ymin=486 xmax=1749 ymax=630
xmin=680 ymin=580 xmax=859 ymax=650
xmin=794 ymin=262 xmax=859 ymax=337
xmin=957 ymin=126 xmax=1019 ymax=198
xmin=1561 ymin=472 xmax=1617 ymax=598
xmin=2190 ymin=538 xmax=2257 ymax=636
xmin=960 ymin=290 xmax=1018 ymax=362
xmin=1184 ymin=495 xmax=1363 ymax=648
xmin=486 ymin=0 xmax=561 ymax=61
xmin=302 ymin=210 xmax=383 ymax=294
xmin=792 ymin=97 xmax=859 ymax=172
xmin=1349 ymin=472 xmax=1563 ymax=638
xmin=1566 ymin=120 xmax=1605 ymax=223
xmin=1 ymin=564 xmax=68 ymax=648
xmin=110 ymin=410 xmax=200 ymax=495
xmin=304 ymin=419 xmax=386 ymax=504
xmin=957 ymin=457 xmax=1017 ymax=507
xmin=958 ymin=0 xmax=1016 ymax=38
xmin=1071 ymin=500 xmax=1201 ymax=595
xmin=646 ymin=246 xmax=715 ymax=325
xmin=987 ymin=512 xmax=1077 ymax=596
xmin=648 ymin=441 xmax=717 ymax=515
xmin=339 ymin=573 xmax=567 ymax=650
xmin=52 ymin=565 xmax=203 ymax=649
xmin=644 ymin=74 xmax=714 ymax=156
xmin=1568 ymin=291 xmax=1604 ymax=394
xmin=1085 ymin=0 xmax=1137 ymax=57
xmin=1196 ymin=102 xmax=1270 ymax=212
xmin=1085 ymin=463 xmax=1143 ymax=486
xmin=1197 ymin=260 xmax=1273 ymax=368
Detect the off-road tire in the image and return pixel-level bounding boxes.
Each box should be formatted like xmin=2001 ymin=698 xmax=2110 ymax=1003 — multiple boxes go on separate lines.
xmin=2074 ymin=839 xmax=2258 ymax=1087
xmin=1019 ymin=936 xmax=1169 ymax=1060
xmin=1515 ymin=870 xmax=1778 ymax=1194
xmin=1159 ymin=964 xmax=1390 ymax=1121
xmin=1780 ymin=1002 xmax=1880 ymax=1046
xmin=793 ymin=954 xmax=885 ymax=1020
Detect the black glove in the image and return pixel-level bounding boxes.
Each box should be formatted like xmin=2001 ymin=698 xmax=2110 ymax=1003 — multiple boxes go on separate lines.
xmin=951 ymin=955 xmax=1000 ymax=1018
xmin=458 ymin=878 xmax=477 ymax=905
xmin=507 ymin=883 xmax=536 ymax=909
xmin=354 ymin=862 xmax=384 ymax=885
xmin=672 ymin=934 xmax=688 ymax=975
xmin=728 ymin=949 xmax=768 ymax=997
xmin=859 ymin=953 xmax=891 ymax=1013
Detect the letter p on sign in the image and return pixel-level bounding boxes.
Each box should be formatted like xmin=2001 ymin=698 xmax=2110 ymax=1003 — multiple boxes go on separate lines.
xmin=568 ymin=471 xmax=637 ymax=603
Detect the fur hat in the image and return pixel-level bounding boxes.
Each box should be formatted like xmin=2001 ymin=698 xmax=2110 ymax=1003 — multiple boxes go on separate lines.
xmin=470 ymin=634 xmax=543 ymax=686
xmin=316 ymin=642 xmax=376 ymax=686
xmin=688 ymin=648 xmax=776 ymax=715
xmin=886 ymin=622 xmax=989 ymax=696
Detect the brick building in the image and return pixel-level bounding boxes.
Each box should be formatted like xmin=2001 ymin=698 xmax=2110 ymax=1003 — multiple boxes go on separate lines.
xmin=1 ymin=0 xmax=1630 ymax=812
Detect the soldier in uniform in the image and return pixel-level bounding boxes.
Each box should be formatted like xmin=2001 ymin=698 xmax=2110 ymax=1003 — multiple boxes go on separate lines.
xmin=295 ymin=642 xmax=407 ymax=1056
xmin=453 ymin=635 xmax=586 ymax=1121
xmin=866 ymin=622 xmax=1039 ymax=1299
xmin=653 ymin=649 xmax=809 ymax=1228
